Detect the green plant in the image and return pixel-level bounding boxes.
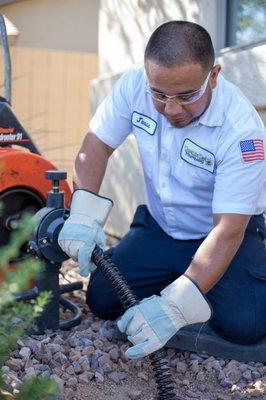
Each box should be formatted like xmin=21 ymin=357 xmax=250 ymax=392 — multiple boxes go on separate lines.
xmin=0 ymin=215 xmax=59 ymax=400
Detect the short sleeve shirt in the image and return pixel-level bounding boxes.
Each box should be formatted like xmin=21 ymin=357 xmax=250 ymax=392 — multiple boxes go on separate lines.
xmin=90 ymin=65 xmax=266 ymax=239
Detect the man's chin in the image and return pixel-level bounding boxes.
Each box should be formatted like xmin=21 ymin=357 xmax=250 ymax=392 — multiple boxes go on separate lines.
xmin=169 ymin=118 xmax=191 ymax=128
xmin=168 ymin=115 xmax=200 ymax=128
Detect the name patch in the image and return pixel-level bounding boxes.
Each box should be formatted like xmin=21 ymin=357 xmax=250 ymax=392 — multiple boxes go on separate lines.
xmin=181 ymin=139 xmax=215 ymax=173
xmin=132 ymin=111 xmax=157 ymax=135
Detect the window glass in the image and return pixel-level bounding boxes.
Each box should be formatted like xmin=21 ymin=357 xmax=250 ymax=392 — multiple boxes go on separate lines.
xmin=236 ymin=0 xmax=266 ymax=45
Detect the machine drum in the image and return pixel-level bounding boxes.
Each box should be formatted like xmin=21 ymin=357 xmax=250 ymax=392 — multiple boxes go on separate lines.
xmin=0 ymin=187 xmax=45 ymax=258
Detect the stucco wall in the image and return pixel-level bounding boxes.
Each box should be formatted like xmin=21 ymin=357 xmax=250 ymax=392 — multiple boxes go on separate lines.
xmin=98 ymin=0 xmax=224 ymax=76
xmin=0 ymin=47 xmax=98 ymax=189
xmin=216 ymin=42 xmax=266 ymax=110
xmin=0 ymin=0 xmax=99 ymax=53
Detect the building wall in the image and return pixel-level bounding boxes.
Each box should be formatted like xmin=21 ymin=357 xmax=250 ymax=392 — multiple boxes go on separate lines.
xmin=0 ymin=47 xmax=98 ymax=184
xmin=216 ymin=41 xmax=266 ymax=113
xmin=98 ymin=0 xmax=223 ymax=76
xmin=0 ymin=0 xmax=99 ymax=52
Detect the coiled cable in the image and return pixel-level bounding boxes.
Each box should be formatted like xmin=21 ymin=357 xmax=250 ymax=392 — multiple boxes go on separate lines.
xmin=92 ymin=245 xmax=183 ymax=400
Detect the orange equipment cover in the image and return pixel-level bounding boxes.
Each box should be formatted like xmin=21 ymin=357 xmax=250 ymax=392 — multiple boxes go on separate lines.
xmin=0 ymin=147 xmax=72 ymax=207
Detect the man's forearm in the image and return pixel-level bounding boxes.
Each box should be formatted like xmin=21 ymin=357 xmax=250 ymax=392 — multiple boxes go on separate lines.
xmin=73 ymin=132 xmax=114 ymax=193
xmin=185 ymin=226 xmax=245 ymax=294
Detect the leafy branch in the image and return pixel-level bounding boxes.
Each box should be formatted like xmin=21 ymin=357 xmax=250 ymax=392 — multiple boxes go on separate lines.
xmin=0 ymin=214 xmax=59 ymax=399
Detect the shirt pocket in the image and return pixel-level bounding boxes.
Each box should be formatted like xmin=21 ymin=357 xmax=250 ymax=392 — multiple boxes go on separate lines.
xmin=170 ymin=158 xmax=215 ymax=193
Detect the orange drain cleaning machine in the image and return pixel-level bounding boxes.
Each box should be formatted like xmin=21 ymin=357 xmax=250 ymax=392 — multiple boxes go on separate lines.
xmin=0 ymin=100 xmax=71 ymax=249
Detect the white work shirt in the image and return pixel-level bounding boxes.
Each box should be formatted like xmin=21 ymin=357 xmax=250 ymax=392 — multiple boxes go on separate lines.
xmin=90 ymin=65 xmax=266 ymax=239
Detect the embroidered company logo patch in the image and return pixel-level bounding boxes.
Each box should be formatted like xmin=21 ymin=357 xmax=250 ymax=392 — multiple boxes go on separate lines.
xmin=181 ymin=139 xmax=215 ymax=173
xmin=132 ymin=111 xmax=157 ymax=135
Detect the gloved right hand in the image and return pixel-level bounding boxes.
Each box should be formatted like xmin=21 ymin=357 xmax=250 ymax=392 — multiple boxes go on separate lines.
xmin=117 ymin=275 xmax=212 ymax=359
xmin=58 ymin=189 xmax=113 ymax=277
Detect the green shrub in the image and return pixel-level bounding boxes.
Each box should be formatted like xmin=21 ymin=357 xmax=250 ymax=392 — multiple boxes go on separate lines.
xmin=0 ymin=215 xmax=59 ymax=400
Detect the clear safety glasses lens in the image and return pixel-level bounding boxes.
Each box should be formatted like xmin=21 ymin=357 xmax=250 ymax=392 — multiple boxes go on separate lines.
xmin=147 ymin=70 xmax=211 ymax=105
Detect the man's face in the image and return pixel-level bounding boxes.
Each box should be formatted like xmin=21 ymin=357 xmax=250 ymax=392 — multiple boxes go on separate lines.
xmin=145 ymin=60 xmax=221 ymax=128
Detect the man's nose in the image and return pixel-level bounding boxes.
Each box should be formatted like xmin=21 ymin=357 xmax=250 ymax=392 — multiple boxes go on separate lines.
xmin=164 ymin=99 xmax=183 ymax=116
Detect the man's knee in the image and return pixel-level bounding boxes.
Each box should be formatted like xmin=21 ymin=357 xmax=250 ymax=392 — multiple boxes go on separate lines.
xmin=211 ymin=314 xmax=257 ymax=345
xmin=86 ymin=274 xmax=123 ymax=320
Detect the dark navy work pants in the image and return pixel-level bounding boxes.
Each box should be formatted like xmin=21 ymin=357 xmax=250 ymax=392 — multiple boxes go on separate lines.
xmin=86 ymin=205 xmax=266 ymax=344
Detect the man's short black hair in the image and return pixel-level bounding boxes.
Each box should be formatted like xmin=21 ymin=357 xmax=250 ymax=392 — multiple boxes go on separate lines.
xmin=144 ymin=21 xmax=215 ymax=71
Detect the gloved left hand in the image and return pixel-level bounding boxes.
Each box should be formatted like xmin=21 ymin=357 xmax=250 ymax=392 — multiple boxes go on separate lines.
xmin=117 ymin=275 xmax=212 ymax=359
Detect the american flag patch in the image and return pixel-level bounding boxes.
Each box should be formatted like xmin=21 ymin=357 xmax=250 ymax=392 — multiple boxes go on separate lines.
xmin=240 ymin=139 xmax=264 ymax=163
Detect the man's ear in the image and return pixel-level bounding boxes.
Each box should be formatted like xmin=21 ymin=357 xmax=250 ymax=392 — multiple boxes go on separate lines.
xmin=210 ymin=64 xmax=221 ymax=89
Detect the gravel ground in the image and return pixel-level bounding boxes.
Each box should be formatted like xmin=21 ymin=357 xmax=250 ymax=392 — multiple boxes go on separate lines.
xmin=2 ymin=237 xmax=266 ymax=399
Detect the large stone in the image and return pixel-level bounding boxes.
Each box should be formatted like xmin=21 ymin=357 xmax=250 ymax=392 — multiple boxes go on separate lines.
xmin=78 ymin=372 xmax=94 ymax=383
xmin=23 ymin=367 xmax=36 ymax=380
xmin=95 ymin=371 xmax=104 ymax=382
xmin=109 ymin=347 xmax=119 ymax=362
xmin=5 ymin=358 xmax=24 ymax=372
xmin=19 ymin=347 xmax=31 ymax=360
xmin=176 ymin=361 xmax=187 ymax=374
xmin=226 ymin=368 xmax=242 ymax=384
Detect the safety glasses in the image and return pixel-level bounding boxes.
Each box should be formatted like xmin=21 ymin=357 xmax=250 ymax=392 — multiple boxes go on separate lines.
xmin=146 ymin=70 xmax=212 ymax=105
